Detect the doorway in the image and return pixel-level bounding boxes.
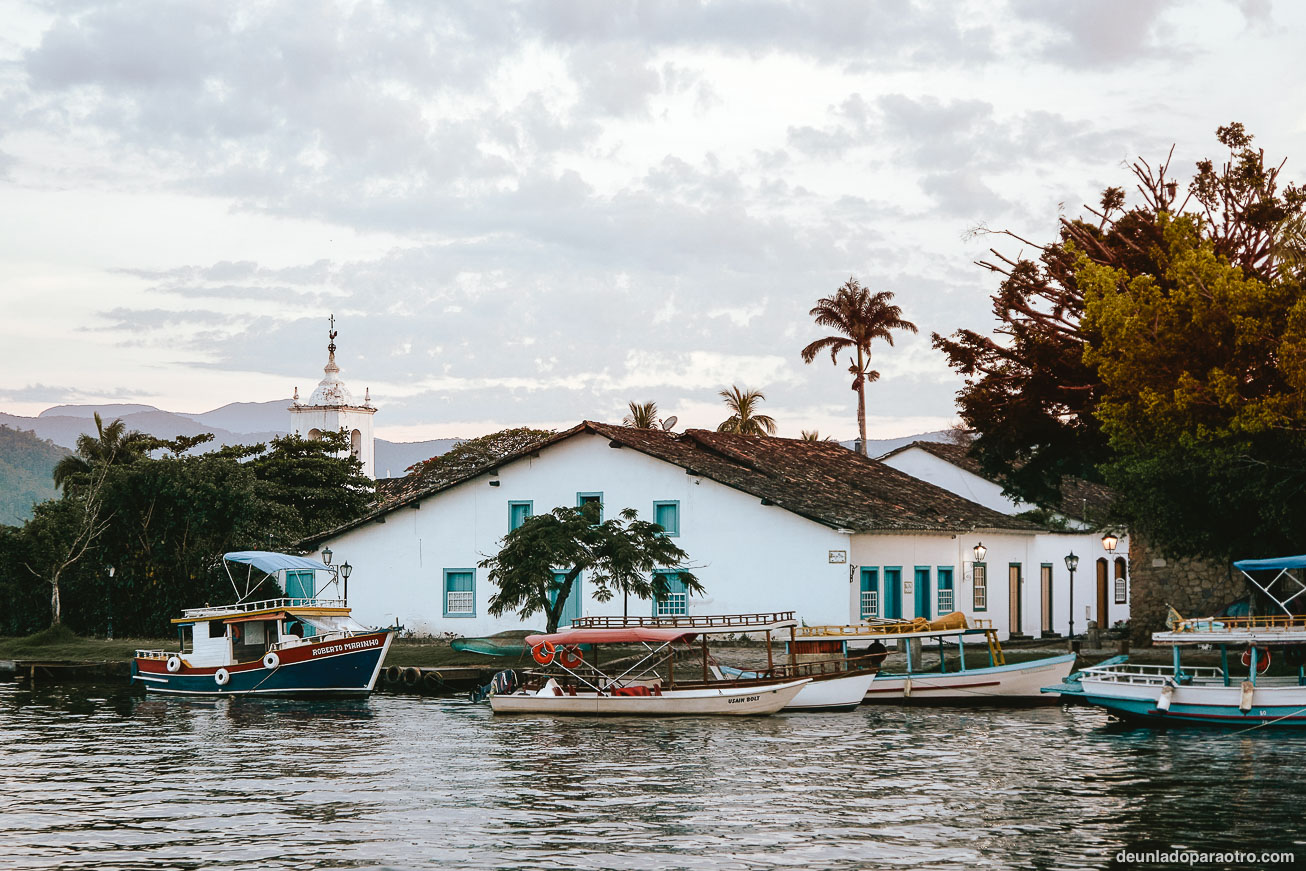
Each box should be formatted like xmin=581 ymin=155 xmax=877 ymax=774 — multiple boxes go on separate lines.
xmin=1040 ymin=564 xmax=1053 ymax=636
xmin=1008 ymin=564 xmax=1023 ymax=637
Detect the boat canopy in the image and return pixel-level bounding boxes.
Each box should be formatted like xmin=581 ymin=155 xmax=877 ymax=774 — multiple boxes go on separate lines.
xmin=1233 ymin=555 xmax=1306 ymax=571
xmin=526 ymin=627 xmax=698 ymax=646
xmin=224 ymin=551 xmax=332 ymax=575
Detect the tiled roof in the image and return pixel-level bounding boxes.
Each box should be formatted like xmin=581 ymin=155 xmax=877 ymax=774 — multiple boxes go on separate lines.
xmin=301 ymin=422 xmax=1041 ymax=547
xmin=878 ymin=440 xmax=1115 ymax=523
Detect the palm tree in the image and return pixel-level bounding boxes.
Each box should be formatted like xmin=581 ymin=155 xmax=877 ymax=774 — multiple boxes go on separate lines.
xmin=52 ymin=413 xmax=150 ymax=492
xmin=716 ymin=386 xmax=777 ymax=436
xmin=800 ymin=278 xmax=917 ymax=456
xmin=800 ymin=429 xmax=835 ymax=442
xmin=622 ymin=401 xmax=660 ymax=429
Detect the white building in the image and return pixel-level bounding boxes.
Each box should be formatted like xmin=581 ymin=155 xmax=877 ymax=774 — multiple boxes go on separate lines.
xmin=302 ymin=422 xmax=1119 ymax=640
xmin=290 ymin=318 xmax=377 ymax=478
xmin=879 ymin=440 xmax=1129 ymax=636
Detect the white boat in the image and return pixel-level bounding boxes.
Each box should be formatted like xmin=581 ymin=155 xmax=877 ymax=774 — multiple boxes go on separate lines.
xmin=712 ymin=665 xmax=876 ymax=711
xmin=1045 ymin=554 xmax=1306 ymax=726
xmin=796 ymin=612 xmax=1077 ymax=703
xmin=486 ymin=624 xmax=810 ymax=716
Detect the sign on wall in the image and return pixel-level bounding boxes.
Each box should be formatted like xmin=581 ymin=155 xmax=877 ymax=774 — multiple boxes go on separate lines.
xmin=828 ymin=550 xmax=847 ymax=564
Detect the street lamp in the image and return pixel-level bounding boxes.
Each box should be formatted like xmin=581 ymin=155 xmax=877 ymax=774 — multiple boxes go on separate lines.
xmin=322 ymin=547 xmax=333 ymax=566
xmin=1064 ymin=552 xmax=1079 ymax=638
xmin=340 ymin=561 xmax=352 ymax=604
xmin=973 ymin=542 xmax=987 ymax=562
xmin=106 ymin=565 xmax=115 ymax=640
xmin=1102 ymin=532 xmax=1119 ymax=553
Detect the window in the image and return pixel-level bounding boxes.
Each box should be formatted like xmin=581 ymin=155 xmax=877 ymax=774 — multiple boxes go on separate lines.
xmin=937 ymin=567 xmax=954 ymax=614
xmin=284 ymin=570 xmax=314 ymax=600
xmin=443 ymin=569 xmax=476 ymax=617
xmin=653 ymin=571 xmax=688 ymax=617
xmin=509 ymin=501 xmax=533 ymax=531
xmin=973 ymin=563 xmax=987 ymax=611
xmin=577 ymin=492 xmax=603 ymax=522
xmin=1114 ymin=557 xmax=1128 ymax=604
xmin=859 ymin=568 xmax=879 ymax=620
xmin=208 ymin=621 xmax=225 ymax=639
xmin=653 ymin=501 xmax=680 ymax=536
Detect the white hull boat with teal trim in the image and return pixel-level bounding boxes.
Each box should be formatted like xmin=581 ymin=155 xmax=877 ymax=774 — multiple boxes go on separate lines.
xmin=867 ymin=653 xmax=1077 ymax=701
xmin=1044 ymin=553 xmax=1306 ymax=727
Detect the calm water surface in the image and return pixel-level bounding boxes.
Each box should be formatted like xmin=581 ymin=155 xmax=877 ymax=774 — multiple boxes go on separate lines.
xmin=2 ymin=681 xmax=1303 ymax=870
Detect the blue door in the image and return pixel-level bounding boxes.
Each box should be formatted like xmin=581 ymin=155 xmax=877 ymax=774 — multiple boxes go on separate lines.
xmin=859 ymin=568 xmax=879 ymax=620
xmin=915 ymin=568 xmax=931 ymax=620
xmin=551 ymin=572 xmax=582 ymax=628
xmin=883 ymin=568 xmax=902 ymax=619
xmin=284 ymin=570 xmax=314 ymax=600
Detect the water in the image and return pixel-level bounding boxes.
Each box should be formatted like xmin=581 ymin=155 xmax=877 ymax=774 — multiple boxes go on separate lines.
xmin=2 ymin=682 xmax=1303 ymax=870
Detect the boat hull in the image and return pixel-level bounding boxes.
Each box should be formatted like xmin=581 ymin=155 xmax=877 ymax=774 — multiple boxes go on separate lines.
xmin=865 ymin=653 xmax=1077 ymax=703
xmin=489 ymin=678 xmax=810 ymax=716
xmin=132 ymin=631 xmax=394 ymax=698
xmin=785 ymin=672 xmax=876 ymax=711
xmin=1077 ymin=678 xmax=1306 ymax=727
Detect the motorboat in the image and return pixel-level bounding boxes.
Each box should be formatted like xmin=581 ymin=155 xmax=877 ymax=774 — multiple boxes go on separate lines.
xmin=796 ymin=612 xmax=1077 ymax=703
xmin=1044 ymin=554 xmax=1306 ymax=726
xmin=132 ymin=551 xmax=396 ymax=697
xmin=486 ymin=624 xmax=809 ymax=715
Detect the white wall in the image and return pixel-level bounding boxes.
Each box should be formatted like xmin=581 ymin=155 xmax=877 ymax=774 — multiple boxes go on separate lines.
xmin=290 ymin=404 xmax=377 ymax=478
xmin=318 ymin=432 xmax=853 ymax=636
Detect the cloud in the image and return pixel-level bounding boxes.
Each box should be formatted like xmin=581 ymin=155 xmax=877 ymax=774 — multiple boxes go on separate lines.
xmin=1009 ymin=0 xmax=1182 ymax=66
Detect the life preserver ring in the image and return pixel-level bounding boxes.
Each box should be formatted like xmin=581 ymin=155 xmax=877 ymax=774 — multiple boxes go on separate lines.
xmin=166 ymin=655 xmax=182 ymax=673
xmin=558 ymin=645 xmax=584 ymax=669
xmin=214 ymin=668 xmax=230 ymax=686
xmin=262 ymin=652 xmax=280 ymax=670
xmin=532 ymin=641 xmax=556 ymax=665
xmin=1241 ymin=647 xmax=1271 ymax=674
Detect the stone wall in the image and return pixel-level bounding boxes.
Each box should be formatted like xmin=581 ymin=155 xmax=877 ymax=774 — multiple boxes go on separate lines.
xmin=1126 ymin=535 xmax=1243 ymax=645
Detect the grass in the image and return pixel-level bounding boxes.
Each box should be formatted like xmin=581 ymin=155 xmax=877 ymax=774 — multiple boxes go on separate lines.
xmin=0 ymin=625 xmax=175 ymax=661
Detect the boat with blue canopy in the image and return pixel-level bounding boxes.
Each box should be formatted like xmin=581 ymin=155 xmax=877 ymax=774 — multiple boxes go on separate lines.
xmin=131 ymin=551 xmax=398 ymax=697
xmin=1044 ymin=553 xmax=1306 ymax=726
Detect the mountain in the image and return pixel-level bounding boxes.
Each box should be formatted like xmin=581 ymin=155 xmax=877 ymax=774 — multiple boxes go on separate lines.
xmin=374 ymin=439 xmax=463 ymax=478
xmin=180 ymin=400 xmax=294 ymax=433
xmin=0 ymin=426 xmax=70 ymax=527
xmin=843 ymin=430 xmax=954 ymax=457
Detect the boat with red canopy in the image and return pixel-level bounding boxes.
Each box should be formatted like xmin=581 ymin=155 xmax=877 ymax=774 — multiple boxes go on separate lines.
xmin=487 ymin=623 xmax=809 ymax=715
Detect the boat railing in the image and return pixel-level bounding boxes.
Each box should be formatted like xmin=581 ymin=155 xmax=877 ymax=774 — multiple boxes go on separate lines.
xmin=180 ymin=597 xmax=348 ymax=618
xmin=572 ymin=612 xmax=797 ymax=629
xmin=135 ymin=649 xmax=172 ymax=660
xmin=796 ymin=616 xmax=991 ymax=638
xmin=1080 ymin=662 xmax=1225 ymax=686
xmin=1173 ymin=614 xmax=1306 ymax=633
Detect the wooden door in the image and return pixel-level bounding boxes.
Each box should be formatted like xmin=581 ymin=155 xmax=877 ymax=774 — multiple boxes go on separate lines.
xmin=1008 ymin=564 xmax=1022 ymax=636
xmin=1040 ymin=565 xmax=1053 ymax=636
xmin=1096 ymin=558 xmax=1109 ymax=629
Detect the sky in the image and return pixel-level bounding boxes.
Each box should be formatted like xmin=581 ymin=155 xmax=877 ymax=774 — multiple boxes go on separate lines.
xmin=1 ymin=0 xmax=1302 ymax=442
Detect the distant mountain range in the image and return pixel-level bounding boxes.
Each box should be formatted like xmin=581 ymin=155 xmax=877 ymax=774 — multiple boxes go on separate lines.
xmin=0 ymin=426 xmax=70 ymax=526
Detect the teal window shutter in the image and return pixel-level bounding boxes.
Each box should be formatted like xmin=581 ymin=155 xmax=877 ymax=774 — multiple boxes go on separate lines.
xmin=509 ymin=501 xmax=533 ymax=531
xmin=653 ymin=501 xmax=680 ymax=536
xmin=859 ymin=568 xmax=879 ymax=619
xmin=653 ymin=571 xmax=688 ymax=617
xmin=443 ymin=569 xmax=476 ymax=617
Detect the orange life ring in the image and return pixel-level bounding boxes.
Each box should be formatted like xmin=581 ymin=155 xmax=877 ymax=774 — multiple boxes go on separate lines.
xmin=532 ymin=641 xmax=556 ymax=665
xmin=558 ymin=645 xmax=584 ymax=669
xmin=1241 ymin=647 xmax=1271 ymax=674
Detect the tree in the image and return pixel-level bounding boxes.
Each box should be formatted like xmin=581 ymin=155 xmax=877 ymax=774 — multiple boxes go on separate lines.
xmin=623 ymin=401 xmax=660 ymax=429
xmin=716 ymin=386 xmax=777 ymax=436
xmin=801 ymin=278 xmax=917 ymax=455
xmin=800 ymin=429 xmax=835 ymax=441
xmin=52 ymin=412 xmax=153 ymax=492
xmin=480 ymin=504 xmax=702 ymax=633
xmin=934 ymin=123 xmax=1306 ymax=509
xmin=406 ymin=427 xmax=555 ymax=484
xmin=245 ymin=431 xmax=376 ymax=547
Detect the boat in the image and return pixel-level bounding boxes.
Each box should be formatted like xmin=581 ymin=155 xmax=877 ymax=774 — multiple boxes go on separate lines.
xmin=132 ymin=551 xmax=397 ymax=697
xmin=795 ymin=612 xmax=1077 ymax=703
xmin=1043 ymin=554 xmax=1306 ymax=726
xmin=571 ymin=612 xmax=879 ymax=712
xmin=486 ymin=624 xmax=810 ymax=715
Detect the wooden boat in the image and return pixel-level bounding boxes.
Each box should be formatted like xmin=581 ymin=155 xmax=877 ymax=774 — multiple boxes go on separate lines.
xmin=487 ymin=624 xmax=809 ymax=716
xmin=132 ymin=551 xmax=396 ymax=697
xmin=570 ymin=612 xmax=879 ymax=712
xmin=795 ymin=612 xmax=1076 ymax=703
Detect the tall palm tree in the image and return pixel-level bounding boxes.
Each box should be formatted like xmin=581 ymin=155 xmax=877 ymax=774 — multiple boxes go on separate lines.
xmin=52 ymin=413 xmax=150 ymax=492
xmin=622 ymin=401 xmax=660 ymax=429
xmin=716 ymin=386 xmax=777 ymax=436
xmin=800 ymin=278 xmax=917 ymax=455
xmin=800 ymin=429 xmax=835 ymax=442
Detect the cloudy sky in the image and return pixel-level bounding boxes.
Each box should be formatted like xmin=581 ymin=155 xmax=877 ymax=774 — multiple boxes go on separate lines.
xmin=1 ymin=0 xmax=1301 ymax=441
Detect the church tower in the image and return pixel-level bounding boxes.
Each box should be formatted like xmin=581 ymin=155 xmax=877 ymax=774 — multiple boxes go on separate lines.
xmin=290 ymin=316 xmax=377 ymax=479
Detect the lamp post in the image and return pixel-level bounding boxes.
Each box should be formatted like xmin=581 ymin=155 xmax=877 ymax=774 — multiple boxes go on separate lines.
xmin=106 ymin=565 xmax=115 ymax=640
xmin=1064 ymin=552 xmax=1079 ymax=639
xmin=340 ymin=561 xmax=352 ymax=605
xmin=1102 ymin=532 xmax=1119 ymax=553
xmin=322 ymin=547 xmax=333 ymax=566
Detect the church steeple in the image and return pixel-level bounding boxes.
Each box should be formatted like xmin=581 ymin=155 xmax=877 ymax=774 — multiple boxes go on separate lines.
xmin=289 ymin=315 xmax=378 ymax=478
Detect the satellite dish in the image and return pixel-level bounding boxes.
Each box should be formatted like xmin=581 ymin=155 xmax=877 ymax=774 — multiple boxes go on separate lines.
xmin=662 ymin=416 xmax=678 ymax=431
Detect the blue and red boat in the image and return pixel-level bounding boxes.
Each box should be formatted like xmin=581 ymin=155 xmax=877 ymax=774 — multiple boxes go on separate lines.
xmin=132 ymin=551 xmax=396 ymax=697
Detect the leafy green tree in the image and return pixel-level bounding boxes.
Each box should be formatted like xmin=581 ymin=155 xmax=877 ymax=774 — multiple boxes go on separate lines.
xmin=480 ymin=504 xmax=702 ymax=633
xmin=51 ymin=412 xmax=154 ymax=492
xmin=406 ymin=427 xmax=555 ymax=485
xmin=245 ymin=431 xmax=375 ymax=548
xmin=716 ymin=386 xmax=777 ymax=436
xmin=622 ymin=401 xmax=661 ymax=429
xmin=802 ymin=278 xmax=917 ymax=455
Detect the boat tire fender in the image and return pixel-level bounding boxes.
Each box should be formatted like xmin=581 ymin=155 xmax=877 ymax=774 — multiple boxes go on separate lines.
xmin=402 ymin=666 xmax=422 ymax=686
xmin=214 ymin=668 xmax=230 ymax=687
xmin=532 ymin=641 xmax=556 ymax=666
xmin=263 ymin=652 xmax=280 ymax=670
xmin=166 ymin=656 xmax=182 ymax=673
xmin=558 ymin=646 xmax=583 ymax=669
xmin=384 ymin=665 xmax=402 ymax=685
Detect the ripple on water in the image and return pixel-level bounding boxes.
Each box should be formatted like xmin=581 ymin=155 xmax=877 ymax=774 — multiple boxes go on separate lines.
xmin=2 ymin=683 xmax=1305 ymax=870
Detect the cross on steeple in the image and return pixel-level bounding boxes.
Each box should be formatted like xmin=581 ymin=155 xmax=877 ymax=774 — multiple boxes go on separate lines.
xmin=328 ymin=314 xmax=337 ymax=354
